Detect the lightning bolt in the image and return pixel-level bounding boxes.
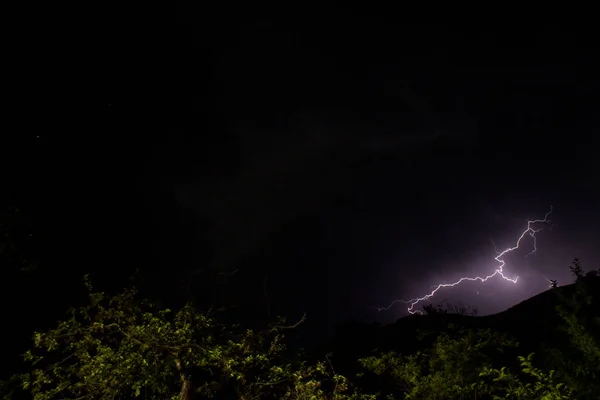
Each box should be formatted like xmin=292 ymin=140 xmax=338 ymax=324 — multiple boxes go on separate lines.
xmin=375 ymin=206 xmax=553 ymax=314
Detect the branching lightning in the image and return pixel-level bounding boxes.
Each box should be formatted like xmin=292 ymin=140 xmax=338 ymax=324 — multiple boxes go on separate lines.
xmin=375 ymin=206 xmax=553 ymax=314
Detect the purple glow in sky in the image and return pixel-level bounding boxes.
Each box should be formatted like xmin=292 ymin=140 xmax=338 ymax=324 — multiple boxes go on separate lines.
xmin=373 ymin=206 xmax=563 ymax=316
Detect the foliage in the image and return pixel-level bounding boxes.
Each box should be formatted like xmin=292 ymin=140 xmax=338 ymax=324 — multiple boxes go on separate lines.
xmin=8 ymin=276 xmax=375 ymax=400
xmin=4 ymin=258 xmax=600 ymax=400
xmin=478 ymin=352 xmax=572 ymax=399
xmin=549 ymin=265 xmax=600 ymax=399
xmin=569 ymin=258 xmax=584 ymax=282
xmin=358 ymin=328 xmax=525 ymax=399
xmin=585 ymin=269 xmax=599 ymax=278
xmin=422 ymin=302 xmax=478 ymax=317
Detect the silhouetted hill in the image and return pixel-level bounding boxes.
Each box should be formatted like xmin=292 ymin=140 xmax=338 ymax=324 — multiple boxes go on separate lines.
xmin=323 ymin=277 xmax=600 ymax=378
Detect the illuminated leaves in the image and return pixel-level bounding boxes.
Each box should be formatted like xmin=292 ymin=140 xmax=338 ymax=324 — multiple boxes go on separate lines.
xmin=10 ymin=267 xmax=597 ymax=399
xmin=359 ymin=329 xmax=572 ymax=400
xmin=14 ymin=277 xmax=375 ymax=400
xmin=479 ymin=353 xmax=572 ymax=399
xmin=550 ymin=274 xmax=600 ymax=397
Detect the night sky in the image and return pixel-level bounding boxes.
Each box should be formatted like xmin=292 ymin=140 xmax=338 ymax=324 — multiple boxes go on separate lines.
xmin=7 ymin=19 xmax=600 ymax=346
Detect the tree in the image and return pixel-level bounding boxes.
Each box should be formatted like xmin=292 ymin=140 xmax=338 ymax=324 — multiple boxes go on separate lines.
xmin=358 ymin=329 xmax=572 ymax=399
xmin=359 ymin=328 xmax=518 ymax=399
xmin=550 ymin=271 xmax=600 ymax=399
xmin=422 ymin=302 xmax=477 ymax=317
xmin=585 ymin=270 xmax=599 ymax=279
xmin=569 ymin=258 xmax=585 ymax=282
xmin=478 ymin=353 xmax=572 ymax=399
xmin=423 ymin=303 xmax=448 ymax=316
xmin=9 ymin=276 xmax=375 ymax=400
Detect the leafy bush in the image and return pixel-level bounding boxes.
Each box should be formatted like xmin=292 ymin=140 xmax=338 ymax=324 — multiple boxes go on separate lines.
xmin=358 ymin=329 xmax=572 ymax=400
xmin=8 ymin=276 xmax=375 ymax=400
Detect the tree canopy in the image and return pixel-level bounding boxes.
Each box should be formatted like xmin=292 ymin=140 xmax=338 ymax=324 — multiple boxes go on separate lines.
xmin=1 ymin=221 xmax=599 ymax=400
xmin=5 ymin=276 xmax=374 ymax=400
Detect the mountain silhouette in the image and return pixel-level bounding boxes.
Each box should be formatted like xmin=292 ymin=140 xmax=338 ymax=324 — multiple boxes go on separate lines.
xmin=321 ymin=276 xmax=600 ymax=381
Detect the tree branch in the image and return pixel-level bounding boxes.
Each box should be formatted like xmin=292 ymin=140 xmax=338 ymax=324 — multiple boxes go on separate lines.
xmin=274 ymin=313 xmax=306 ymax=330
xmin=100 ymin=323 xmax=180 ymax=351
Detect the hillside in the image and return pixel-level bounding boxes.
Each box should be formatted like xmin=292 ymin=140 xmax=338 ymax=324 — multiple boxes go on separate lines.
xmin=321 ymin=277 xmax=600 ymax=394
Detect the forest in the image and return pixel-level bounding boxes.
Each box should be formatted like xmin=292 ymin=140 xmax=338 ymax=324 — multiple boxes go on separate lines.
xmin=1 ymin=205 xmax=600 ymax=399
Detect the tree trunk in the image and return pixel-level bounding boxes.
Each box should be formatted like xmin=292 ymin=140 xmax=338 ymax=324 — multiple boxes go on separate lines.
xmin=179 ymin=377 xmax=195 ymax=400
xmin=175 ymin=358 xmax=195 ymax=400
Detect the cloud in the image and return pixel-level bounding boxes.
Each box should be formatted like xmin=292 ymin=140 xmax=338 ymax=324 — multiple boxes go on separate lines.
xmin=177 ymin=118 xmax=471 ymax=271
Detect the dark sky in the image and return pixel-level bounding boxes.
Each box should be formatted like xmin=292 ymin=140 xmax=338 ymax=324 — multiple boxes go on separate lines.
xmin=8 ymin=19 xmax=600 ymax=345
